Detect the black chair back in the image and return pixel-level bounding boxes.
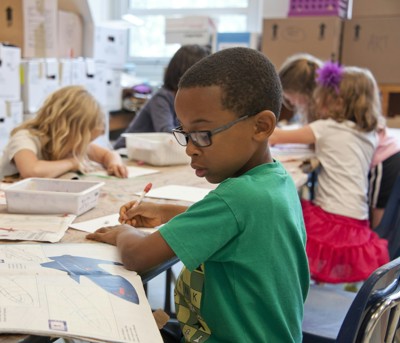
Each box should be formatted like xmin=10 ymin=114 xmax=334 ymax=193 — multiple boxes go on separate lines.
xmin=375 ymin=175 xmax=400 ymax=260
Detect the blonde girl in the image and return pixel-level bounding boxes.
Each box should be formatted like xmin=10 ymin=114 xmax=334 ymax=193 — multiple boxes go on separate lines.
xmin=270 ymin=63 xmax=389 ymax=283
xmin=0 ymin=86 xmax=128 ymax=179
xmin=279 ymin=53 xmax=323 ymax=124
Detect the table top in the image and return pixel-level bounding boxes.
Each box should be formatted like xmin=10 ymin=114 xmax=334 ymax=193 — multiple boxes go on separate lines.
xmin=21 ymin=159 xmax=306 ymax=244
xmin=0 ymin=158 xmax=307 ymax=236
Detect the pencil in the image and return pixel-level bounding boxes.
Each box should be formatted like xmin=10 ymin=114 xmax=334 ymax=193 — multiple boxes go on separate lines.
xmin=133 ymin=182 xmax=153 ymax=209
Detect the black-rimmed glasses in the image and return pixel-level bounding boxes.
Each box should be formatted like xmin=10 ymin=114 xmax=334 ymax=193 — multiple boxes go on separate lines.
xmin=172 ymin=115 xmax=250 ymax=147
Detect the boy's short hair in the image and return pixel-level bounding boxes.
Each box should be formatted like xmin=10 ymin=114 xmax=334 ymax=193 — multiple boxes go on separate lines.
xmin=178 ymin=47 xmax=282 ymax=120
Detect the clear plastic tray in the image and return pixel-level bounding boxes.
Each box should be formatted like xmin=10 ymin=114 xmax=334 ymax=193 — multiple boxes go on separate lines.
xmin=5 ymin=178 xmax=104 ymax=215
xmin=123 ymin=132 xmax=190 ymax=166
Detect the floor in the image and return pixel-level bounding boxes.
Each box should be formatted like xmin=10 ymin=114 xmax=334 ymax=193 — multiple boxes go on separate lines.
xmin=146 ymin=261 xmax=183 ymax=314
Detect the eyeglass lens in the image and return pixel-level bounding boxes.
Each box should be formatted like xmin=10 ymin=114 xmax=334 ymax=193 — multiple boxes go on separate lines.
xmin=173 ymin=131 xmax=211 ymax=147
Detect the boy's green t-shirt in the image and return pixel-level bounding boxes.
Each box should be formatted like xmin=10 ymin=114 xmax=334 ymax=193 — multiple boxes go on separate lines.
xmin=160 ymin=161 xmax=309 ymax=343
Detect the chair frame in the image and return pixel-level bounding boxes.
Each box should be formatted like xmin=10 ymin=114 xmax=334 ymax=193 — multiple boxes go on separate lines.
xmin=303 ymin=257 xmax=400 ymax=343
xmin=375 ymin=174 xmax=400 ymax=260
xmin=338 ymin=258 xmax=400 ymax=342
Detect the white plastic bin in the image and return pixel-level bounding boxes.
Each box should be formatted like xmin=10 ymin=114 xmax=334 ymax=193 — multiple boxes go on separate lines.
xmin=5 ymin=178 xmax=104 ymax=215
xmin=123 ymin=132 xmax=190 ymax=166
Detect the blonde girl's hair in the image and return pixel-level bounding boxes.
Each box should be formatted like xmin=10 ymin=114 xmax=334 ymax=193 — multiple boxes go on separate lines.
xmin=12 ymin=85 xmax=104 ymax=160
xmin=314 ymin=66 xmax=380 ymax=132
xmin=279 ymin=53 xmax=323 ymax=122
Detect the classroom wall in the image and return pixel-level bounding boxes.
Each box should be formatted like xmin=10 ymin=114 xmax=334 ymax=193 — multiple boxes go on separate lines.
xmin=263 ymin=0 xmax=290 ymax=18
xmin=88 ymin=0 xmax=113 ymax=22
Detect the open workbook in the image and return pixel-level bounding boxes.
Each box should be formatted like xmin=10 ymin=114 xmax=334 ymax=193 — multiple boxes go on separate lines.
xmin=0 ymin=243 xmax=163 ymax=343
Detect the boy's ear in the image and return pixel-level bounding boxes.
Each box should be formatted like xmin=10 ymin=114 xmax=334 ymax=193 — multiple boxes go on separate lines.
xmin=253 ymin=110 xmax=276 ymax=140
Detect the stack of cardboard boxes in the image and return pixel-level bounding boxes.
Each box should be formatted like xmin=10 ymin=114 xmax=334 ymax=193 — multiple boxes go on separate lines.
xmin=0 ymin=44 xmax=23 ymax=152
xmin=261 ymin=0 xmax=400 ymax=122
xmin=0 ymin=0 xmax=128 ymax=149
xmin=342 ymin=0 xmax=400 ymax=123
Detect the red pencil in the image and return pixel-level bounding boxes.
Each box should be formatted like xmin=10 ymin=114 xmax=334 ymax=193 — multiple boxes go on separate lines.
xmin=133 ymin=182 xmax=152 ymax=208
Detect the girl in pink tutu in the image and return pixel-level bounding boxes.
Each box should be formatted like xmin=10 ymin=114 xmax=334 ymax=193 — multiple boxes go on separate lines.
xmin=270 ymin=62 xmax=389 ymax=283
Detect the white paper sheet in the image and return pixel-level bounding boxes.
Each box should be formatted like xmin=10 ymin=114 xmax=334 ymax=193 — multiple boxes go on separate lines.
xmin=140 ymin=185 xmax=212 ymax=203
xmin=86 ymin=166 xmax=159 ymax=179
xmin=271 ymin=144 xmax=315 ymax=162
xmin=70 ymin=214 xmax=159 ymax=234
xmin=0 ymin=191 xmax=6 ymax=205
xmin=0 ymin=182 xmax=12 ymax=205
xmin=0 ymin=213 xmax=76 ymax=242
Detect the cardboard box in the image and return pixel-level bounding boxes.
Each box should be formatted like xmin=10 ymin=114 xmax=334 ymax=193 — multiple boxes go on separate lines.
xmin=70 ymin=57 xmax=86 ymax=86
xmin=213 ymin=32 xmax=259 ymax=52
xmin=21 ymin=59 xmax=60 ymax=113
xmin=261 ymin=16 xmax=343 ymax=70
xmin=83 ymin=59 xmax=107 ymax=108
xmin=58 ymin=0 xmax=126 ymax=67
xmin=73 ymin=58 xmax=110 ymax=148
xmin=6 ymin=100 xmax=23 ymax=128
xmin=352 ymin=0 xmax=400 ymax=17
xmin=342 ymin=16 xmax=400 ymax=84
xmin=166 ymin=16 xmax=216 ymax=45
xmin=59 ymin=58 xmax=73 ymax=86
xmin=58 ymin=10 xmax=83 ymax=58
xmin=58 ymin=0 xmax=93 ymax=58
xmin=91 ymin=24 xmax=128 ymax=68
xmin=105 ymin=69 xmax=122 ymax=112
xmin=0 ymin=44 xmax=21 ymax=100
xmin=0 ymin=100 xmax=23 ymax=151
xmin=0 ymin=100 xmax=10 ymax=152
xmin=288 ymin=0 xmax=353 ymax=19
xmin=0 ymin=0 xmax=58 ymax=58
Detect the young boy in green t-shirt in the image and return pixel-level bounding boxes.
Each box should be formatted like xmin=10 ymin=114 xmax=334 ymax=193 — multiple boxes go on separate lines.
xmin=88 ymin=47 xmax=309 ymax=343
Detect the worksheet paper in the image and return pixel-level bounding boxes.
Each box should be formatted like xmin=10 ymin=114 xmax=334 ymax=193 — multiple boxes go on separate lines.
xmin=0 ymin=213 xmax=76 ymax=242
xmin=139 ymin=185 xmax=212 ymax=203
xmin=270 ymin=143 xmax=315 ymax=162
xmin=0 ymin=190 xmax=6 ymax=205
xmin=70 ymin=214 xmax=159 ymax=234
xmin=0 ymin=243 xmax=162 ymax=343
xmin=0 ymin=182 xmax=12 ymax=205
xmin=85 ymin=166 xmax=159 ymax=179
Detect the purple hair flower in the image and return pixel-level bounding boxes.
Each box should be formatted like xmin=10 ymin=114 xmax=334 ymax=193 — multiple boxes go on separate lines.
xmin=316 ymin=61 xmax=344 ymax=93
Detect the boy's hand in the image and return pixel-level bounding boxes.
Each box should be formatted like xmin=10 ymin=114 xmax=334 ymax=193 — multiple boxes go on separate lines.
xmin=119 ymin=202 xmax=163 ymax=228
xmin=86 ymin=224 xmax=132 ymax=245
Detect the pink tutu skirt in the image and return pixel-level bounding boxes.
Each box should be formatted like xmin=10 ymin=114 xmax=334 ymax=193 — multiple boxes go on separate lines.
xmin=302 ymin=200 xmax=389 ymax=283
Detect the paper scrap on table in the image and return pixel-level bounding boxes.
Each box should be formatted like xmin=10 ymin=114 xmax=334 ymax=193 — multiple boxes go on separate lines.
xmin=70 ymin=213 xmax=159 ymax=234
xmin=271 ymin=143 xmax=315 ymax=162
xmin=0 ymin=213 xmax=76 ymax=243
xmin=0 ymin=191 xmax=6 ymax=205
xmin=86 ymin=166 xmax=159 ymax=178
xmin=0 ymin=182 xmax=13 ymax=205
xmin=140 ymin=185 xmax=212 ymax=203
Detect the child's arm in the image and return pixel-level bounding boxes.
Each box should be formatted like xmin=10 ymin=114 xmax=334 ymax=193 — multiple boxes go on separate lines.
xmin=269 ymin=126 xmax=316 ymax=145
xmin=13 ymin=149 xmax=80 ymax=178
xmin=87 ymin=192 xmax=186 ymax=272
xmin=87 ymin=225 xmax=175 ymax=273
xmin=119 ymin=201 xmax=188 ymax=227
xmin=87 ymin=143 xmax=128 ymax=178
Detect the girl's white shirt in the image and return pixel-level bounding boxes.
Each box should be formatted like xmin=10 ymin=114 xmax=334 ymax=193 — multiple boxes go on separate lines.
xmin=0 ymin=130 xmax=41 ymax=179
xmin=310 ymin=118 xmax=378 ymax=220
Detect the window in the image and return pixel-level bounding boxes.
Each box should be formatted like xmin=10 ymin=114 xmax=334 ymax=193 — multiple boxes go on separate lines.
xmin=115 ymin=0 xmax=262 ymax=59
